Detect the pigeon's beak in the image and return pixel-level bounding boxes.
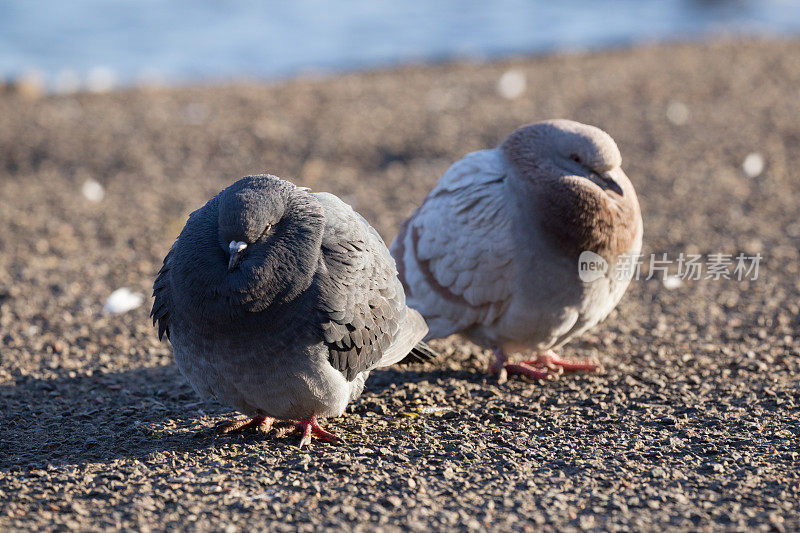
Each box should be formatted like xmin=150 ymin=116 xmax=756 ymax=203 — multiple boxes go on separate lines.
xmin=594 ymin=171 xmax=624 ymax=196
xmin=228 ymin=241 xmax=247 ymax=271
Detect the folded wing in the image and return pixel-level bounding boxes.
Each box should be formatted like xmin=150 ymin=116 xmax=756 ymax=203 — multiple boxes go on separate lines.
xmin=312 ymin=192 xmax=428 ymax=381
xmin=151 ymin=245 xmax=174 ymax=341
xmin=390 ymin=149 xmax=516 ymax=339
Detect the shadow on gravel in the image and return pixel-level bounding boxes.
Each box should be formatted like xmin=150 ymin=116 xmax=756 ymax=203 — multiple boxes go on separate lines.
xmin=366 ymin=366 xmax=481 ymax=393
xmin=0 ymin=363 xmax=476 ymax=471
xmin=0 ymin=365 xmax=228 ymax=471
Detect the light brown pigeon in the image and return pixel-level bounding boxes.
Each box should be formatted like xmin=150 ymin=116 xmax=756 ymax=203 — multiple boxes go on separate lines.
xmin=390 ymin=120 xmax=643 ymax=382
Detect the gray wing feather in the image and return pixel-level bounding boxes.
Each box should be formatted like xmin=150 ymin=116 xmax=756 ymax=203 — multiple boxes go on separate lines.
xmin=151 ymin=244 xmax=175 ymax=341
xmin=313 ymin=192 xmax=427 ymax=381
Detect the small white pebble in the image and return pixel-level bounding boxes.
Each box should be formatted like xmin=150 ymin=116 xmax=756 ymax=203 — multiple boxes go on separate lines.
xmin=662 ymin=275 xmax=683 ymax=290
xmin=496 ymin=69 xmax=526 ymax=100
xmin=666 ymin=101 xmax=690 ymax=125
xmin=419 ymin=406 xmax=451 ymax=414
xmin=86 ymin=66 xmax=116 ymax=93
xmin=742 ymin=152 xmax=765 ymax=178
xmin=103 ymin=288 xmax=144 ymax=315
xmin=81 ymin=179 xmax=105 ymax=202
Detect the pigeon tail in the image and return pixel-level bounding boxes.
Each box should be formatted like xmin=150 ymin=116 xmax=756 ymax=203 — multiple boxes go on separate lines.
xmin=399 ymin=341 xmax=439 ymax=364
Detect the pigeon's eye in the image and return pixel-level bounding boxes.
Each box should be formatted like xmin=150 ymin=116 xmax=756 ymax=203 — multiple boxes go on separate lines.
xmin=569 ymin=154 xmax=582 ymax=164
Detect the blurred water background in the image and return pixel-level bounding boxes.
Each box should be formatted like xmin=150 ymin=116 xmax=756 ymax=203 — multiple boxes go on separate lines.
xmin=2 ymin=0 xmax=800 ymax=92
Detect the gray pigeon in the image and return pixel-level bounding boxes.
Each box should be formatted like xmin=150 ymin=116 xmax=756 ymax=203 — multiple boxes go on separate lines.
xmin=391 ymin=120 xmax=643 ymax=383
xmin=151 ymin=175 xmax=432 ymax=446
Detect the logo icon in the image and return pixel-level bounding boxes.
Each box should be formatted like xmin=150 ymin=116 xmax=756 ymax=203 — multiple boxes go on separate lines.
xmin=578 ymin=251 xmax=608 ymax=282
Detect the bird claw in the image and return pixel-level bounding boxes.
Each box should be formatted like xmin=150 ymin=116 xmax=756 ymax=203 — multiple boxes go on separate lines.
xmin=520 ymin=350 xmax=600 ymax=373
xmin=503 ymin=363 xmax=555 ymax=381
xmin=490 ymin=348 xmax=599 ymax=383
xmin=490 ymin=360 xmax=554 ymax=382
xmin=495 ymin=365 xmax=508 ymax=385
xmin=219 ymin=415 xmax=342 ymax=447
xmin=276 ymin=416 xmax=342 ymax=448
xmin=216 ymin=416 xmax=274 ymax=435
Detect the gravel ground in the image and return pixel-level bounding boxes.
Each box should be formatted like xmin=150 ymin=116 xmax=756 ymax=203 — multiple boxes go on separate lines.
xmin=1 ymin=39 xmax=799 ymax=532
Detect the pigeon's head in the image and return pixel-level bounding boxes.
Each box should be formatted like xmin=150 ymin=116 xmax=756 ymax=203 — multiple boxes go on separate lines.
xmin=170 ymin=175 xmax=325 ymax=318
xmin=501 ymin=119 xmax=641 ymax=258
xmin=501 ymin=119 xmax=627 ymax=197
xmin=217 ymin=175 xmax=295 ymax=272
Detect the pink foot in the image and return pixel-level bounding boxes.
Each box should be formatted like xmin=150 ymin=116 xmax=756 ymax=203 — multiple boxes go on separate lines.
xmin=489 ymin=348 xmax=598 ymax=384
xmin=281 ymin=416 xmax=342 ymax=448
xmin=489 ymin=348 xmax=553 ymax=384
xmin=217 ymin=415 xmax=274 ymax=435
xmin=521 ymin=349 xmax=599 ymax=373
